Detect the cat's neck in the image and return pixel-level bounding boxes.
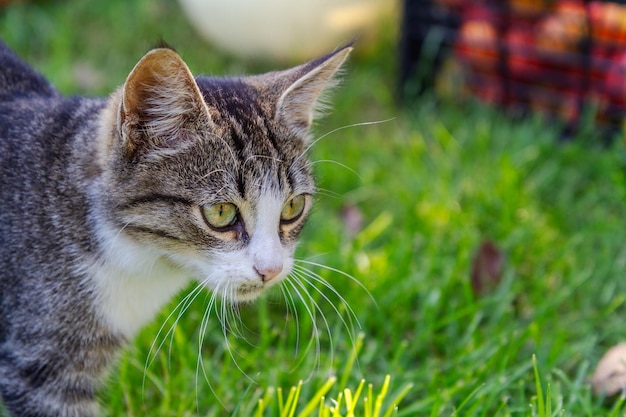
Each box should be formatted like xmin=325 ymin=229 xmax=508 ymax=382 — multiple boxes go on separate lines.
xmin=89 ymin=222 xmax=193 ymax=339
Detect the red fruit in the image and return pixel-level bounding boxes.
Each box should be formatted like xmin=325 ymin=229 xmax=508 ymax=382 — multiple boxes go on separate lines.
xmin=589 ymin=2 xmax=608 ymax=44
xmin=536 ymin=4 xmax=587 ymax=54
xmin=510 ymin=0 xmax=555 ymax=18
xmin=556 ymin=0 xmax=588 ymax=37
xmin=555 ymin=0 xmax=586 ymax=19
xmin=536 ymin=14 xmax=571 ymax=53
xmin=589 ymin=2 xmax=626 ymax=47
xmin=456 ymin=19 xmax=499 ymax=72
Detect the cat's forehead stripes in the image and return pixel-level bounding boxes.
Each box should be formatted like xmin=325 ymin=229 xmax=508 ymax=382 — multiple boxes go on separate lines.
xmin=194 ymin=76 xmax=309 ymax=198
xmin=196 ymin=77 xmax=280 ymax=150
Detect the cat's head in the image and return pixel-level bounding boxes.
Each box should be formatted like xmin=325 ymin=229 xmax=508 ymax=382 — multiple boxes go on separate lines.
xmin=98 ymin=44 xmax=351 ymax=304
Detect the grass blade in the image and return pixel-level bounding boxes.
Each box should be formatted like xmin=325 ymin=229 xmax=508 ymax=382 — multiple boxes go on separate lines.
xmin=533 ymin=355 xmax=546 ymax=417
xmin=297 ymin=377 xmax=337 ymax=417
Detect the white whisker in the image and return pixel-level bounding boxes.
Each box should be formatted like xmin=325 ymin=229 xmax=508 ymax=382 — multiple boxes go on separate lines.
xmin=193 ymin=168 xmax=237 ymax=186
xmin=208 ymin=132 xmax=238 ymax=167
xmin=279 ymin=284 xmax=301 ymax=356
xmin=289 ymin=118 xmax=395 ymax=172
xmin=243 ymin=154 xmax=283 ymax=166
xmin=312 ymin=187 xmax=344 ymax=199
xmin=285 ymin=274 xmax=334 ymax=374
xmin=283 ymin=277 xmax=323 ymax=371
xmin=292 ymin=264 xmax=360 ymax=338
xmin=215 ymin=286 xmax=258 ymax=384
xmin=292 ymin=159 xmax=362 ymax=182
xmin=195 ymin=285 xmax=226 ymax=411
xmin=295 ymin=259 xmax=378 ymax=308
xmin=143 ymin=276 xmax=213 ymax=395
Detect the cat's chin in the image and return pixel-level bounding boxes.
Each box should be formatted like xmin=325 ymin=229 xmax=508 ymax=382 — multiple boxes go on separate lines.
xmin=231 ymin=282 xmax=267 ymax=303
xmin=233 ymin=285 xmax=265 ymax=304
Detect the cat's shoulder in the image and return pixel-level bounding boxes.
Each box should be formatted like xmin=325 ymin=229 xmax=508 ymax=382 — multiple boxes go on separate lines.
xmin=0 ymin=39 xmax=59 ymax=101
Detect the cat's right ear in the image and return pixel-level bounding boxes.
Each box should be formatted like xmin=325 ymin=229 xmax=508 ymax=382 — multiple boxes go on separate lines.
xmin=118 ymin=48 xmax=212 ymax=161
xmin=274 ymin=43 xmax=353 ymax=141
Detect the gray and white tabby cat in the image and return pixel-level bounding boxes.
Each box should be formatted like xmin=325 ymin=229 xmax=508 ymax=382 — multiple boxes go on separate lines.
xmin=0 ymin=39 xmax=352 ymax=417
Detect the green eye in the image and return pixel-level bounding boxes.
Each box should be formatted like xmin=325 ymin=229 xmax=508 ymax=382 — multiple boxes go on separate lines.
xmin=202 ymin=203 xmax=238 ymax=229
xmin=281 ymin=194 xmax=307 ymax=223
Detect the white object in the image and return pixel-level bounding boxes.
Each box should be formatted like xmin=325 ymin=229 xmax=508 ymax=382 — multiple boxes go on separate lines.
xmin=178 ymin=0 xmax=391 ymax=61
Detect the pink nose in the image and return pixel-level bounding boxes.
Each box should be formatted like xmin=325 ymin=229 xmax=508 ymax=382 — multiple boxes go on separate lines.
xmin=255 ymin=265 xmax=283 ymax=283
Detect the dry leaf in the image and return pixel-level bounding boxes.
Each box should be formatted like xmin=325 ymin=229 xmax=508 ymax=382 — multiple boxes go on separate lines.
xmin=592 ymin=343 xmax=626 ymax=396
xmin=470 ymin=240 xmax=505 ymax=296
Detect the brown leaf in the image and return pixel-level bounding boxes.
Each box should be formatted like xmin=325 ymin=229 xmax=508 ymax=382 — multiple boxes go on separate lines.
xmin=470 ymin=240 xmax=505 ymax=296
xmin=592 ymin=343 xmax=626 ymax=397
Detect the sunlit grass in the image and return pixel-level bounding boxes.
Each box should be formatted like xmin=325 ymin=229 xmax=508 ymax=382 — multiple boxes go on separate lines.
xmin=250 ymin=334 xmax=412 ymax=417
xmin=253 ymin=375 xmax=411 ymax=417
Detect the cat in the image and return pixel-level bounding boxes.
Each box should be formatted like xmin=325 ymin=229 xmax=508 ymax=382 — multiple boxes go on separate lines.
xmin=0 ymin=39 xmax=352 ymax=417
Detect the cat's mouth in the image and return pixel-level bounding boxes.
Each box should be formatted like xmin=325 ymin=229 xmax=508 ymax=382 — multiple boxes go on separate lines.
xmin=233 ymin=281 xmax=266 ymax=302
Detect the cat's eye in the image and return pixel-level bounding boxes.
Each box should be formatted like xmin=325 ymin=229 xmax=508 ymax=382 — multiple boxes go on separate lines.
xmin=281 ymin=194 xmax=307 ymax=223
xmin=202 ymin=203 xmax=238 ymax=230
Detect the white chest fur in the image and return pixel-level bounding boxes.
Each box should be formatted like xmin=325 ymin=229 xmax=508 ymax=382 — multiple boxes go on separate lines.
xmin=89 ymin=230 xmax=192 ymax=339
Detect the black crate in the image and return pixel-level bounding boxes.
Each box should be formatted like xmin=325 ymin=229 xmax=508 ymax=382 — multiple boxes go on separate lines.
xmin=400 ymin=0 xmax=626 ymax=133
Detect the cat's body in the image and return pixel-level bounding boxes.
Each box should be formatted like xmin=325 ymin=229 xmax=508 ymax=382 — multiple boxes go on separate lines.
xmin=0 ymin=40 xmax=351 ymax=417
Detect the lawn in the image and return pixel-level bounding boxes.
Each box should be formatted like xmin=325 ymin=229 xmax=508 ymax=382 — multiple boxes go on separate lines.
xmin=3 ymin=1 xmax=626 ymax=416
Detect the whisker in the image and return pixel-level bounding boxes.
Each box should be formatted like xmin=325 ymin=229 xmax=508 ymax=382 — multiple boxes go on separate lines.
xmin=143 ymin=279 xmax=210 ymax=395
xmin=243 ymin=154 xmax=284 ymax=166
xmin=286 ymin=274 xmax=334 ymax=373
xmin=229 ymin=303 xmax=245 ymax=340
xmin=292 ymin=263 xmax=372 ymax=379
xmin=292 ymin=264 xmax=360 ymax=321
xmin=289 ymin=118 xmax=395 ymax=172
xmin=283 ymin=277 xmax=323 ymax=373
xmin=192 ymin=168 xmax=236 ymax=186
xmin=295 ymin=259 xmax=378 ymax=309
xmin=279 ymin=284 xmax=301 ymax=356
xmin=293 ymin=159 xmax=362 ymax=182
xmin=312 ymin=187 xmax=344 ymax=200
xmin=195 ymin=285 xmax=227 ymax=411
xmin=110 ymin=221 xmax=132 ymax=247
xmin=216 ymin=286 xmax=258 ymax=384
xmin=208 ymin=132 xmax=238 ymax=167
xmin=292 ymin=264 xmax=361 ymax=337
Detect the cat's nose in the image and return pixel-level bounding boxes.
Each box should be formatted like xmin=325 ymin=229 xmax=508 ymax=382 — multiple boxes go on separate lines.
xmin=255 ymin=265 xmax=283 ymax=283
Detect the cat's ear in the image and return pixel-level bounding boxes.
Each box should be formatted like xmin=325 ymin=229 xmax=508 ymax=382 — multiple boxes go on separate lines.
xmin=119 ymin=48 xmax=211 ymax=160
xmin=274 ymin=43 xmax=353 ymax=140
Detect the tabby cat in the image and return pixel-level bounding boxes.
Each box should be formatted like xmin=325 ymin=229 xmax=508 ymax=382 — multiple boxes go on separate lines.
xmin=0 ymin=39 xmax=352 ymax=417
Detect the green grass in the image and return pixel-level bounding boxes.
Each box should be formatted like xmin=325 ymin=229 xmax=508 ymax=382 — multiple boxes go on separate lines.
xmin=3 ymin=1 xmax=626 ymax=416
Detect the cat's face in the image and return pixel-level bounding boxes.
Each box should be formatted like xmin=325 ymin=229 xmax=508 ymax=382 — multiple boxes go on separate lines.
xmin=99 ymin=46 xmax=350 ymax=304
xmin=109 ymin=97 xmax=315 ymax=303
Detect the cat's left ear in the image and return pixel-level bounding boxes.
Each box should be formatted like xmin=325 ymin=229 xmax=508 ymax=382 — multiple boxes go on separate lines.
xmin=119 ymin=47 xmax=212 ymax=161
xmin=273 ymin=42 xmax=353 ymax=140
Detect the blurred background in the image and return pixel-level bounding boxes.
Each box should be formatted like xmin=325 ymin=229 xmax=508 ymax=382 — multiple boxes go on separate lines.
xmin=402 ymin=0 xmax=626 ymax=139
xmin=3 ymin=0 xmax=626 ymax=416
